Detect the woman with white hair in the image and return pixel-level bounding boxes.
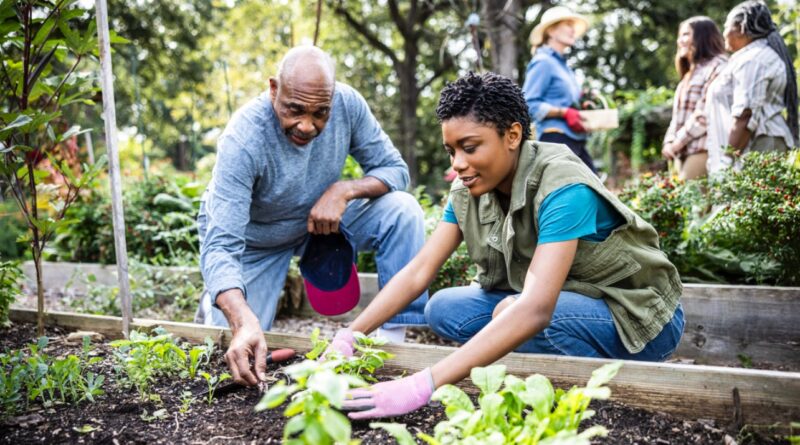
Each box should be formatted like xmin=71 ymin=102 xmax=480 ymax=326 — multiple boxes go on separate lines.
xmin=522 ymin=6 xmax=595 ymax=173
xmin=705 ymin=0 xmax=798 ymax=174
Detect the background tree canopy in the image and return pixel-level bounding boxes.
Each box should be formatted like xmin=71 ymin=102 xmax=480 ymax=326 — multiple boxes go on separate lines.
xmin=21 ymin=0 xmax=800 ymax=195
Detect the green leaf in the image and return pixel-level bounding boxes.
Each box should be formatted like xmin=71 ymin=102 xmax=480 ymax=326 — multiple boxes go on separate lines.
xmin=370 ymin=423 xmax=415 ymax=445
xmin=520 ymin=374 xmax=555 ymax=419
xmin=320 ymin=406 xmax=351 ymax=443
xmin=283 ymin=414 xmax=307 ymax=438
xmin=431 ymin=384 xmax=474 ymax=417
xmin=308 ymin=369 xmax=346 ymax=408
xmin=72 ymin=424 xmax=96 ymax=434
xmin=470 ymin=365 xmax=506 ymax=395
xmin=255 ymin=382 xmax=297 ymax=411
xmin=586 ymin=361 xmax=622 ymax=389
xmin=0 ymin=114 xmax=32 ymax=139
xmin=32 ymin=17 xmax=56 ymax=46
xmin=479 ymin=392 xmax=505 ymax=428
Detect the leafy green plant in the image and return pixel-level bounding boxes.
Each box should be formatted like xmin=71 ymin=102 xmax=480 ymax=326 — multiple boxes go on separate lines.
xmin=374 ymin=361 xmax=623 ymax=445
xmin=179 ymin=390 xmax=195 ymax=414
xmin=187 ymin=337 xmax=215 ymax=380
xmin=54 ymin=173 xmax=203 ymax=266
xmin=305 ymin=328 xmax=394 ymax=383
xmin=255 ymin=359 xmax=365 ymax=445
xmin=63 ymin=260 xmax=202 ymax=322
xmin=0 ymin=335 xmax=104 ymax=416
xmin=619 ymin=150 xmax=800 ymax=285
xmin=1 ymin=0 xmax=113 ymax=335
xmin=109 ymin=328 xmax=188 ymax=399
xmin=0 ymin=259 xmax=23 ymax=326
xmin=199 ymin=371 xmax=231 ymax=405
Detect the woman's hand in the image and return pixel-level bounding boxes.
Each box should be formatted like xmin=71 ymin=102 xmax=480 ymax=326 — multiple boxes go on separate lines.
xmin=662 ymin=142 xmax=679 ymax=160
xmin=341 ymin=369 xmax=435 ymax=419
xmin=563 ymin=108 xmax=586 ymax=133
xmin=322 ymin=328 xmax=355 ymax=359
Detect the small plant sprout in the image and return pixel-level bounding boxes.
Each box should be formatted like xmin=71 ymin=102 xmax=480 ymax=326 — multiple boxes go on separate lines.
xmin=200 ymin=372 xmax=231 ymax=405
xmin=179 ymin=391 xmax=195 ymax=414
xmin=255 ymin=359 xmax=366 ymax=444
xmin=307 ymin=329 xmax=395 ymax=382
xmin=374 ymin=361 xmax=624 ymax=445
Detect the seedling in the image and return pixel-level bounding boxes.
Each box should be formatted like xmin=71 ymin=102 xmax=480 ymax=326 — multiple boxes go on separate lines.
xmin=110 ymin=328 xmax=189 ymax=399
xmin=0 ymin=335 xmax=104 ymax=416
xmin=255 ymin=359 xmax=366 ymax=444
xmin=179 ymin=391 xmax=195 ymax=414
xmin=140 ymin=408 xmax=169 ymax=423
xmin=374 ymin=361 xmax=623 ymax=445
xmin=306 ymin=328 xmax=394 ymax=382
xmin=200 ymin=371 xmax=231 ymax=405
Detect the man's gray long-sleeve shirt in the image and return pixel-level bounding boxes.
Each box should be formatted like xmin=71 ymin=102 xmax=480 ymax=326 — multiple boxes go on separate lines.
xmin=198 ymin=82 xmax=409 ymax=302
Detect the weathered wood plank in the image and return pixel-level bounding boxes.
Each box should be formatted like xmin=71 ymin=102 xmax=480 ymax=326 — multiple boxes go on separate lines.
xmin=679 ymin=283 xmax=800 ymax=366
xmin=9 ymin=308 xmax=799 ymax=428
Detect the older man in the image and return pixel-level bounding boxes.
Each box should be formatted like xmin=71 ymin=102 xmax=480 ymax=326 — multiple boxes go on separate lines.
xmin=197 ymin=46 xmax=427 ymax=386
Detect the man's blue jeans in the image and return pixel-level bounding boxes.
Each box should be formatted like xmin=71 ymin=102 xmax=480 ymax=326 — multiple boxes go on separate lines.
xmin=200 ymin=191 xmax=429 ymax=330
xmin=424 ymin=286 xmax=684 ymax=361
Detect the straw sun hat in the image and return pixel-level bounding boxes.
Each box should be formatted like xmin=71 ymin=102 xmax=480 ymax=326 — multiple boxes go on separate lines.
xmin=529 ymin=6 xmax=589 ymax=47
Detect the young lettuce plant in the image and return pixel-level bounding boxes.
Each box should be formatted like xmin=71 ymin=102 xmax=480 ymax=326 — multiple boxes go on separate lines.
xmin=306 ymin=328 xmax=394 ymax=382
xmin=199 ymin=371 xmax=231 ymax=405
xmin=109 ymin=328 xmax=188 ymax=399
xmin=374 ymin=361 xmax=623 ymax=445
xmin=255 ymin=359 xmax=366 ymax=445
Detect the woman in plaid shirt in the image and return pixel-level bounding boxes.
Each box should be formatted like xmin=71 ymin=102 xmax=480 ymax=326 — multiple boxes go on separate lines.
xmin=662 ymin=17 xmax=727 ymax=180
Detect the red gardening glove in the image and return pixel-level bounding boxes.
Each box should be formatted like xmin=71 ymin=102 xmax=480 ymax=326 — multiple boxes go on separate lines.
xmin=563 ymin=108 xmax=586 ymax=133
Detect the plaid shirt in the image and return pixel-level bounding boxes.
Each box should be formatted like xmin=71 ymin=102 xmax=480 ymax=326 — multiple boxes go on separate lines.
xmin=664 ymin=56 xmax=727 ymax=158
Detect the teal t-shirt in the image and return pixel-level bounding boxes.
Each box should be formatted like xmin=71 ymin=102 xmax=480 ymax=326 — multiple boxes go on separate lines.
xmin=441 ymin=184 xmax=624 ymax=244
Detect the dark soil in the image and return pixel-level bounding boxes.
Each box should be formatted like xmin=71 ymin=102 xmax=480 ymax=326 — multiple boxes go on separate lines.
xmin=0 ymin=323 xmax=789 ymax=445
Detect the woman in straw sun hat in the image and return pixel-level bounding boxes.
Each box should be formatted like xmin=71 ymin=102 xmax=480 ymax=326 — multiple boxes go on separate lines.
xmin=522 ymin=6 xmax=596 ymax=173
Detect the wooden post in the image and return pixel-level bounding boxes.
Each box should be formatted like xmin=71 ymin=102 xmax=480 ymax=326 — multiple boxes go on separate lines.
xmin=95 ymin=0 xmax=132 ymax=337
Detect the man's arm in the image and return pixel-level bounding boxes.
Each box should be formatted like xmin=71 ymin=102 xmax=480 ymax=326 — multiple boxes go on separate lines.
xmin=308 ymin=85 xmax=408 ymax=234
xmin=200 ymin=133 xmax=267 ymax=386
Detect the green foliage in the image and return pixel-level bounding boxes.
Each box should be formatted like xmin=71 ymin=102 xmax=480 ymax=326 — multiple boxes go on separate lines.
xmin=55 ymin=173 xmax=203 ymax=266
xmin=620 ymin=150 xmax=800 ymax=285
xmin=0 ymin=200 xmax=27 ymax=259
xmin=62 ymin=261 xmax=202 ymax=322
xmin=0 ymin=258 xmax=22 ymax=326
xmin=305 ymin=328 xmax=394 ymax=383
xmin=199 ymin=371 xmax=231 ymax=405
xmin=255 ymin=358 xmax=365 ymax=445
xmin=0 ymin=335 xmax=104 ymax=417
xmin=109 ymin=328 xmax=215 ymax=400
xmin=375 ymin=362 xmax=622 ymax=445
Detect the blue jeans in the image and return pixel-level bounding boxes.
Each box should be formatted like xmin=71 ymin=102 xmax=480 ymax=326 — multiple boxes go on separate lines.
xmin=424 ymin=286 xmax=684 ymax=361
xmin=200 ymin=191 xmax=429 ymax=330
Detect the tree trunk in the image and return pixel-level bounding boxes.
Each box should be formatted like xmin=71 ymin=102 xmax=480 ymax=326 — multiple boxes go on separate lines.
xmin=33 ymin=241 xmax=44 ymax=336
xmin=396 ymin=53 xmax=419 ymax=185
xmin=481 ymin=0 xmax=523 ymax=79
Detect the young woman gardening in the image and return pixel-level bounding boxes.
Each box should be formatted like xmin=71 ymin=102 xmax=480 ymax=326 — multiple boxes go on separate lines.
xmin=330 ymin=72 xmax=684 ymax=420
xmin=662 ymin=17 xmax=727 ymax=180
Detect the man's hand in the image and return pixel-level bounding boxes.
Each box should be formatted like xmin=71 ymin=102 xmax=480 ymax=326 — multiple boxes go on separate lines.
xmin=217 ymin=289 xmax=268 ymax=386
xmin=308 ymin=181 xmax=352 ymax=235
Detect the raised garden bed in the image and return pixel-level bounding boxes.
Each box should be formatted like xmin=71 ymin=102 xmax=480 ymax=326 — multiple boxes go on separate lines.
xmin=2 ymin=309 xmax=797 ymax=444
xmin=20 ymin=261 xmax=800 ymax=369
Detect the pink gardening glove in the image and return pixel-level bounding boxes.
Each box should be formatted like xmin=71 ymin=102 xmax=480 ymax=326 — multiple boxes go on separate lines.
xmin=563 ymin=107 xmax=586 ymax=133
xmin=323 ymin=328 xmax=355 ymax=359
xmin=341 ymin=368 xmax=434 ymax=419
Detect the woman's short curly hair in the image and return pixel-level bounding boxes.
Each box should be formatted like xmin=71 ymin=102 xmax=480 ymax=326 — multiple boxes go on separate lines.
xmin=435 ymin=71 xmax=531 ymax=143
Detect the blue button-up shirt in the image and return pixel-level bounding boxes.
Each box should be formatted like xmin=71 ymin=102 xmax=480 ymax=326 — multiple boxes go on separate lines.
xmin=522 ymin=45 xmax=585 ymax=141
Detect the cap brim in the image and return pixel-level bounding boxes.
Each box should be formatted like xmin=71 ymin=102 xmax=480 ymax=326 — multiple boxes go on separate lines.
xmin=305 ymin=263 xmax=360 ymax=316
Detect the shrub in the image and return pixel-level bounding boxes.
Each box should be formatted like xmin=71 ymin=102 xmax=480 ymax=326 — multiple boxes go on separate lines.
xmin=619 ymin=150 xmax=800 ymax=285
xmin=0 ymin=259 xmax=23 ymax=326
xmin=55 ymin=174 xmax=203 ymax=266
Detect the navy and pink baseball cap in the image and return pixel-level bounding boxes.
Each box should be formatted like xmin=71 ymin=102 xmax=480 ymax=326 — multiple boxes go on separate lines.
xmin=299 ymin=228 xmax=360 ymax=316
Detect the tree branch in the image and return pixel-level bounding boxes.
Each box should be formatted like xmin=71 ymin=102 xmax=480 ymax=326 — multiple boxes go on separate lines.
xmin=387 ymin=0 xmax=409 ymax=38
xmin=330 ymin=1 xmax=400 ymax=66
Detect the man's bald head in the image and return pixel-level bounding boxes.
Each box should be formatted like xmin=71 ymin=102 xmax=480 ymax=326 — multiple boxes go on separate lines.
xmin=276 ymin=46 xmax=335 ymax=89
xmin=269 ymin=46 xmax=336 ymax=146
